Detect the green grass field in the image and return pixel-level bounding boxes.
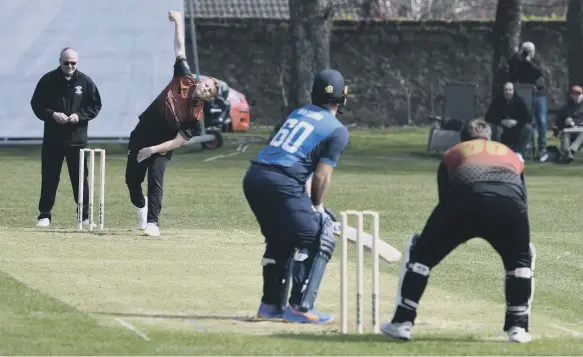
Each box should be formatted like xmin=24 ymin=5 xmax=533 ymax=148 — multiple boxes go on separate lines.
xmin=1 ymin=127 xmax=582 ymax=355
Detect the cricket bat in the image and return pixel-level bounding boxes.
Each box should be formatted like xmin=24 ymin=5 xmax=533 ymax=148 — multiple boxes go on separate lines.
xmin=335 ymin=225 xmax=402 ymax=263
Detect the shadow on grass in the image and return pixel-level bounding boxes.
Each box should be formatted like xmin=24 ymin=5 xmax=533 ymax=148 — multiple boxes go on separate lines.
xmin=11 ymin=228 xmax=200 ymax=238
xmin=91 ymin=312 xmax=493 ymax=344
xmin=92 ymin=311 xmax=263 ymax=324
xmin=21 ymin=229 xmax=133 ymax=236
xmin=268 ymin=332 xmax=487 ymax=343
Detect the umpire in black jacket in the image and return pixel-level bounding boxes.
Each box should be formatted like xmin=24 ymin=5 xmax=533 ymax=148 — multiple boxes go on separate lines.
xmin=30 ymin=47 xmax=102 ymax=228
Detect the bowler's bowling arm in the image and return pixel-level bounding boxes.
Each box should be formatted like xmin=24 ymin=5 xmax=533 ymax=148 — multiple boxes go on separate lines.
xmin=171 ymin=11 xmax=186 ymax=58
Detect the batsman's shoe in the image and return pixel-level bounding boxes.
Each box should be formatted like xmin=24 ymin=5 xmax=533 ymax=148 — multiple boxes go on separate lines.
xmin=507 ymin=327 xmax=532 ymax=343
xmin=82 ymin=220 xmax=97 ymax=229
xmin=138 ymin=197 xmax=148 ymax=230
xmin=36 ymin=218 xmax=50 ymax=228
xmin=256 ymin=302 xmax=284 ymax=319
xmin=144 ymin=222 xmax=160 ymax=237
xmin=381 ymin=321 xmax=412 ymax=341
xmin=282 ymin=305 xmax=333 ymax=324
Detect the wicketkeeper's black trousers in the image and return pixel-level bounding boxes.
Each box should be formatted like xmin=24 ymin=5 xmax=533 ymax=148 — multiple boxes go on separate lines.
xmin=393 ymin=190 xmax=534 ymax=332
xmin=38 ymin=142 xmax=89 ymax=221
xmin=413 ymin=192 xmax=531 ymax=270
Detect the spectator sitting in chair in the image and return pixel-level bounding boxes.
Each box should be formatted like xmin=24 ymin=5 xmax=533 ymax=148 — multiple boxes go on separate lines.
xmin=556 ymin=85 xmax=583 ymax=162
xmin=485 ymin=82 xmax=533 ymax=160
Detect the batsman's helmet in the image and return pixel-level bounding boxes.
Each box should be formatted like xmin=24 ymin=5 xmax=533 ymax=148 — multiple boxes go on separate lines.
xmin=311 ymin=69 xmax=348 ymax=113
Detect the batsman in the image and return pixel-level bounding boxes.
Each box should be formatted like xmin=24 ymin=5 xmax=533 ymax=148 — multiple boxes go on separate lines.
xmin=382 ymin=118 xmax=535 ymax=343
xmin=243 ymin=69 xmax=350 ymax=324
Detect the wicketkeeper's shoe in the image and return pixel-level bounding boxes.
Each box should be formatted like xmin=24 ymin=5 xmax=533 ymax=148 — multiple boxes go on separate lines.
xmin=256 ymin=302 xmax=284 ymax=319
xmin=282 ymin=305 xmax=333 ymax=324
xmin=144 ymin=222 xmax=160 ymax=237
xmin=507 ymin=326 xmax=532 ymax=343
xmin=381 ymin=321 xmax=413 ymax=341
xmin=138 ymin=197 xmax=148 ymax=230
xmin=36 ymin=218 xmax=50 ymax=228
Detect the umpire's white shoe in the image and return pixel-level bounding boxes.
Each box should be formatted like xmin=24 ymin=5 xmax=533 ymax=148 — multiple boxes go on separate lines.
xmin=82 ymin=220 xmax=97 ymax=229
xmin=138 ymin=197 xmax=147 ymax=230
xmin=144 ymin=223 xmax=160 ymax=237
xmin=381 ymin=321 xmax=412 ymax=341
xmin=507 ymin=326 xmax=532 ymax=343
xmin=36 ymin=218 xmax=50 ymax=228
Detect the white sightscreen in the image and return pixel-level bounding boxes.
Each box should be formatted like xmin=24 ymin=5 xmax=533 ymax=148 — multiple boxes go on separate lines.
xmin=0 ymin=0 xmax=183 ymax=141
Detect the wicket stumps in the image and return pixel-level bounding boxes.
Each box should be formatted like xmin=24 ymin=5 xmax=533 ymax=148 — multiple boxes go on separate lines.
xmin=77 ymin=148 xmax=106 ymax=231
xmin=340 ymin=210 xmax=380 ymax=334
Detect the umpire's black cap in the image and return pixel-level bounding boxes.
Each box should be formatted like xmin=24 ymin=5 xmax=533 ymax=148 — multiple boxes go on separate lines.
xmin=311 ymin=69 xmax=348 ymax=108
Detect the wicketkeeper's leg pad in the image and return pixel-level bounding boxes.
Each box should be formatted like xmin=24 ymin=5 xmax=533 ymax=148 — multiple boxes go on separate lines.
xmin=504 ymin=243 xmax=536 ymax=332
xmin=392 ymin=233 xmax=431 ymax=324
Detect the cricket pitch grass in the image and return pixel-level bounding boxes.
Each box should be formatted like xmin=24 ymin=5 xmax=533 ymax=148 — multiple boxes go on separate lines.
xmin=1 ymin=128 xmax=582 ymax=355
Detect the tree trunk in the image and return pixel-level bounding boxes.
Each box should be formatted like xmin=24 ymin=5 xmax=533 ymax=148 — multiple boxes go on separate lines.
xmin=289 ymin=0 xmax=314 ymax=109
xmin=567 ymin=0 xmax=583 ymax=87
xmin=491 ymin=0 xmax=522 ymax=98
xmin=287 ymin=0 xmax=333 ymax=111
xmin=308 ymin=0 xmax=332 ymax=72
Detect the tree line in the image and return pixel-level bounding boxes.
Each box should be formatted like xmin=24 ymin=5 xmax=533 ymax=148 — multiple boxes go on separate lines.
xmin=286 ymin=0 xmax=583 ymax=112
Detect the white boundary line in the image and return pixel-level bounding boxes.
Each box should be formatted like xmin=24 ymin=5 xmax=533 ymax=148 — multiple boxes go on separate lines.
xmin=190 ymin=321 xmax=208 ymax=332
xmin=550 ymin=324 xmax=583 ymax=337
xmin=203 ymin=144 xmax=250 ymax=162
xmin=115 ymin=318 xmax=151 ymax=341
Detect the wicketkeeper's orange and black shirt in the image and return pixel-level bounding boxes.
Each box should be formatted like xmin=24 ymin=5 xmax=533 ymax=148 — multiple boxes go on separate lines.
xmin=129 ymin=56 xmax=203 ymax=149
xmin=437 ymin=139 xmax=527 ymax=204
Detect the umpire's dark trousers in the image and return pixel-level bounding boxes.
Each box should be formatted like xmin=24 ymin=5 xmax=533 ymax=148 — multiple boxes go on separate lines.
xmin=38 ymin=142 xmax=89 ymax=221
xmin=125 ymin=149 xmax=172 ymax=225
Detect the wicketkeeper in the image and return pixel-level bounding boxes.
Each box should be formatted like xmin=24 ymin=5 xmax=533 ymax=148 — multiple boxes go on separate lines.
xmin=382 ymin=118 xmax=535 ymax=343
xmin=243 ymin=69 xmax=350 ymax=324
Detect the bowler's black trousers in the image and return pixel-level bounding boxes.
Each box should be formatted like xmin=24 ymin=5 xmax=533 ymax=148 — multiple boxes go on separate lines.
xmin=38 ymin=142 xmax=89 ymax=221
xmin=125 ymin=149 xmax=172 ymax=225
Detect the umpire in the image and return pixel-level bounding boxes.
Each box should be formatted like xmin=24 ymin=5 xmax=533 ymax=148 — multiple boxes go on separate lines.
xmin=30 ymin=47 xmax=102 ymax=228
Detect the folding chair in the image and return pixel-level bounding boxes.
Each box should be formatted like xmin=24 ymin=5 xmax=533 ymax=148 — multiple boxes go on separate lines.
xmin=512 ymin=83 xmax=537 ymax=159
xmin=551 ymin=105 xmax=571 ymax=162
xmin=426 ymin=81 xmax=479 ymax=153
